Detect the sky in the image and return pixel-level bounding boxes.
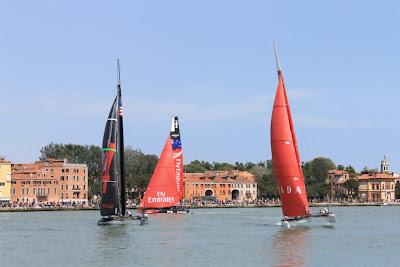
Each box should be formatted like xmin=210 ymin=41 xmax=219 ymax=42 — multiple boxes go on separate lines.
xmin=1 ymin=1 xmax=400 ymax=172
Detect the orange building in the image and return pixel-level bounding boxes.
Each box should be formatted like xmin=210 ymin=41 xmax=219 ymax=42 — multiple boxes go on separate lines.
xmin=184 ymin=170 xmax=257 ymax=202
xmin=12 ymin=159 xmax=88 ymax=204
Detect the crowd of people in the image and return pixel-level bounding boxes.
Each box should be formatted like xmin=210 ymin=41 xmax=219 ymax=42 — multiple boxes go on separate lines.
xmin=0 ymin=196 xmax=394 ymax=211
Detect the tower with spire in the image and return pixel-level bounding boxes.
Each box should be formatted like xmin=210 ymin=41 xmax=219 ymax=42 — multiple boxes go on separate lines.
xmin=381 ymin=156 xmax=389 ymax=173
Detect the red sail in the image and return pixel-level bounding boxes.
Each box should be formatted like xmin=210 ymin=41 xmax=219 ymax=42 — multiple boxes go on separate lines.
xmin=141 ymin=117 xmax=184 ymax=209
xmin=270 ymin=72 xmax=310 ymax=218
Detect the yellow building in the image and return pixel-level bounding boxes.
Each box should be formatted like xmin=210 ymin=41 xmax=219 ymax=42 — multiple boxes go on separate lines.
xmin=357 ymin=157 xmax=397 ymax=203
xmin=0 ymin=157 xmax=12 ymax=203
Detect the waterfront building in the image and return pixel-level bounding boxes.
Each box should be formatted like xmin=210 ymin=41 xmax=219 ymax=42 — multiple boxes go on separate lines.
xmin=357 ymin=157 xmax=397 ymax=203
xmin=0 ymin=156 xmax=12 ymax=203
xmin=12 ymin=159 xmax=88 ymax=204
xmin=184 ymin=170 xmax=257 ymax=202
xmin=328 ymin=169 xmax=350 ymax=197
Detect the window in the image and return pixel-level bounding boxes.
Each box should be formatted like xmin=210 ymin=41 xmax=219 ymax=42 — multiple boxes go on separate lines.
xmin=33 ymin=188 xmax=36 ymax=194
xmin=12 ymin=189 xmax=15 ymax=195
xmin=26 ymin=189 xmax=29 ymax=194
xmin=62 ymin=169 xmax=65 ymax=173
xmin=54 ymin=188 xmax=57 ymax=194
xmin=0 ymin=182 xmax=4 ymax=186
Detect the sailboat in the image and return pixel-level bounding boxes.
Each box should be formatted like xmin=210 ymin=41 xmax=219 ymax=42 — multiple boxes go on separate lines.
xmin=270 ymin=44 xmax=336 ymax=228
xmin=98 ymin=60 xmax=148 ymax=225
xmin=140 ymin=116 xmax=191 ymax=214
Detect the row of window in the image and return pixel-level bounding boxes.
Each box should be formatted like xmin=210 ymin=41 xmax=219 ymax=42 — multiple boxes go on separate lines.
xmin=60 ymin=184 xmax=85 ymax=190
xmin=61 ymin=168 xmax=85 ymax=173
xmin=371 ymin=183 xmax=394 ymax=190
xmin=190 ymin=190 xmax=257 ymax=196
xmin=60 ymin=176 xmax=85 ymax=182
xmin=14 ymin=187 xmax=56 ymax=195
xmin=189 ymin=183 xmax=256 ymax=189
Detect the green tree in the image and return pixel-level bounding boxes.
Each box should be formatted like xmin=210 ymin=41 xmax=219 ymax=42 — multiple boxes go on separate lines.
xmin=212 ymin=162 xmax=234 ymax=171
xmin=302 ymin=157 xmax=336 ymax=199
xmin=249 ymin=160 xmax=278 ymax=199
xmin=184 ymin=160 xmax=208 ymax=173
xmin=345 ymin=165 xmax=356 ymax=174
xmin=309 ymin=157 xmax=336 ymax=183
xmin=337 ymin=164 xmax=345 ymax=170
xmin=343 ymin=178 xmax=359 ymax=196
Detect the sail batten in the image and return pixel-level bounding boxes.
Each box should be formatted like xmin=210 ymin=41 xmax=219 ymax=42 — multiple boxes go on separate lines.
xmin=270 ymin=57 xmax=310 ymax=218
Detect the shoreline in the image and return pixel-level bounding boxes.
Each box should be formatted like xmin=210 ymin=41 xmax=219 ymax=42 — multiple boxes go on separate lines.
xmin=0 ymin=202 xmax=397 ymax=212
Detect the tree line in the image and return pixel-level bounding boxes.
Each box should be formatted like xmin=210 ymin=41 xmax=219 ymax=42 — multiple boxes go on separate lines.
xmin=40 ymin=143 xmax=365 ymax=200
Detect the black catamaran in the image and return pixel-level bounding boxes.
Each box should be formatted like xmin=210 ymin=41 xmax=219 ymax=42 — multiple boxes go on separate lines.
xmin=98 ymin=60 xmax=147 ymax=225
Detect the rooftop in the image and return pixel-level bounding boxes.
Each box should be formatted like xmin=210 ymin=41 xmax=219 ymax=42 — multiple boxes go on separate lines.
xmin=357 ymin=172 xmax=397 ymax=180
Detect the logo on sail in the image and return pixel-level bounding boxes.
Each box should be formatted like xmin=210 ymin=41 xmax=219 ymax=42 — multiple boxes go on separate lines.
xmin=174 ymin=152 xmax=182 ymax=193
xmin=147 ymin=191 xmax=175 ymax=203
xmin=279 ymin=185 xmax=303 ymax=194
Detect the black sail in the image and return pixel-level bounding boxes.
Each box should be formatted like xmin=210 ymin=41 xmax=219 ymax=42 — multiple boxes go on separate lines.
xmin=100 ymin=96 xmax=120 ymax=216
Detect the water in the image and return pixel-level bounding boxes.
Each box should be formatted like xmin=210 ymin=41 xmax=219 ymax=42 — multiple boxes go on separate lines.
xmin=1 ymin=206 xmax=400 ymax=267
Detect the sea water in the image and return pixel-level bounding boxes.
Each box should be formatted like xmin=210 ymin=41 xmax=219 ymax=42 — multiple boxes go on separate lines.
xmin=1 ymin=206 xmax=399 ymax=267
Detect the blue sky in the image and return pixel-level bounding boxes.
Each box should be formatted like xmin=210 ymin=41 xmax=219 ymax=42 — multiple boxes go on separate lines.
xmin=1 ymin=1 xmax=400 ymax=171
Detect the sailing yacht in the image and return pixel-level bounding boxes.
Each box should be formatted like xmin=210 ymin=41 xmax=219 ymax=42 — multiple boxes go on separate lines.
xmin=270 ymin=44 xmax=336 ymax=228
xmin=140 ymin=116 xmax=191 ymax=214
xmin=98 ymin=60 xmax=148 ymax=225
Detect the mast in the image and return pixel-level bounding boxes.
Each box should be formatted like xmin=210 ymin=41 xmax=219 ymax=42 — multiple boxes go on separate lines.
xmin=273 ymin=42 xmax=282 ymax=74
xmin=117 ymin=59 xmax=126 ymax=216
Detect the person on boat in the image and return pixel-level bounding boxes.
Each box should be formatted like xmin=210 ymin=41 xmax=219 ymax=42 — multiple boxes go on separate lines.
xmin=320 ymin=208 xmax=328 ymax=214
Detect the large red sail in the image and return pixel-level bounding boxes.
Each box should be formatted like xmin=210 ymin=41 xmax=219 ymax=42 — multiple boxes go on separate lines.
xmin=271 ymin=71 xmax=310 ymax=218
xmin=141 ymin=116 xmax=184 ymax=209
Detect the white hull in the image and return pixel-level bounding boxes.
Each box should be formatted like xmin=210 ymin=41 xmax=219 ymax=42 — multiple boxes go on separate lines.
xmin=279 ymin=212 xmax=337 ymax=229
